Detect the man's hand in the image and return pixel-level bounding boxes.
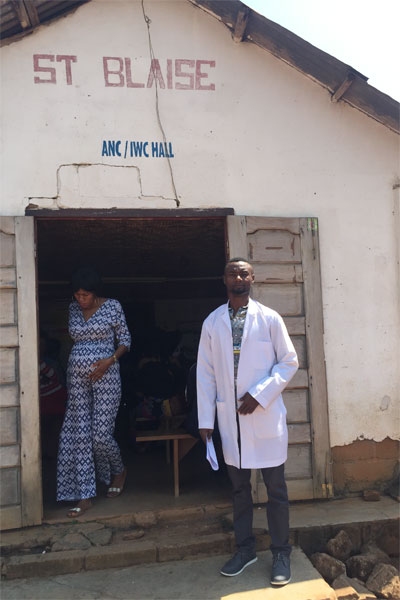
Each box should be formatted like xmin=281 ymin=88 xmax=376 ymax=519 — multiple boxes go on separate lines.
xmin=199 ymin=428 xmax=213 ymax=444
xmin=237 ymin=392 xmax=259 ymax=415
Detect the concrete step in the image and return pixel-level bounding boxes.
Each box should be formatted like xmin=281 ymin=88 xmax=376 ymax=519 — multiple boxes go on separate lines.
xmin=1 ymin=496 xmax=398 ymax=587
xmin=2 ymin=548 xmax=336 ymax=600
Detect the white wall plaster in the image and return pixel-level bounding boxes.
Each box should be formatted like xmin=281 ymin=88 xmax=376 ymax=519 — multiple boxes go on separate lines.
xmin=1 ymin=0 xmax=399 ymax=445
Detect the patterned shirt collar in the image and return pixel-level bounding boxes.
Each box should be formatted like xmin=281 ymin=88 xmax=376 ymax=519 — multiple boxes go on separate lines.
xmin=228 ymin=302 xmax=249 ymax=318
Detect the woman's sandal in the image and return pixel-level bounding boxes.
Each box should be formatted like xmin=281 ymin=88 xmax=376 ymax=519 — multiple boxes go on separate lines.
xmin=107 ymin=468 xmax=127 ymax=498
xmin=67 ymin=500 xmax=92 ymax=518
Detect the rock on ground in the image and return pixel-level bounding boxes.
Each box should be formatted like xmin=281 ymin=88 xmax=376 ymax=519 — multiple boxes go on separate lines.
xmin=311 ymin=552 xmax=346 ymax=583
xmin=75 ymin=523 xmax=105 ymax=535
xmin=326 ymin=530 xmax=354 ymax=562
xmin=331 ymin=574 xmax=359 ymax=599
xmin=51 ymin=533 xmax=92 ymax=552
xmin=346 ymin=554 xmax=382 ymax=581
xmin=363 ymin=490 xmax=381 ymax=502
xmin=366 ymin=563 xmax=400 ymax=599
xmin=85 ymin=528 xmax=113 ymax=546
xmin=360 ymin=542 xmax=391 ymax=564
xmin=350 ymin=577 xmax=377 ymax=599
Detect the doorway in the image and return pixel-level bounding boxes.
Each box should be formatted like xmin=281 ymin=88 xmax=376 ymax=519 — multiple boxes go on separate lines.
xmin=36 ymin=217 xmax=231 ymax=519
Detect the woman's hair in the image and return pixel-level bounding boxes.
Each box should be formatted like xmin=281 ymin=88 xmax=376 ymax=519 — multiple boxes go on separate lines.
xmin=71 ymin=267 xmax=102 ymax=295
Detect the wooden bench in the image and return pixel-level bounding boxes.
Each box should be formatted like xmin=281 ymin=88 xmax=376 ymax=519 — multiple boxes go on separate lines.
xmin=135 ymin=429 xmax=198 ymax=497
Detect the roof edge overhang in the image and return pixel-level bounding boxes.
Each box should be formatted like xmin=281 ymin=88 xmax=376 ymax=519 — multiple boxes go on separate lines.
xmin=189 ymin=0 xmax=400 ymax=135
xmin=1 ymin=0 xmax=398 ymax=135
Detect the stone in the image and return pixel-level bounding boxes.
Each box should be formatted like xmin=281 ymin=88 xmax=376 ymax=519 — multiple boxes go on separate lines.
xmin=0 ymin=527 xmax=55 ymax=553
xmin=360 ymin=541 xmax=391 ymax=564
xmin=366 ymin=563 xmax=400 ymax=599
xmin=85 ymin=528 xmax=113 ymax=546
xmin=6 ymin=550 xmax=85 ymax=579
xmin=75 ymin=522 xmax=105 ymax=535
xmin=298 ymin=526 xmax=333 ymax=556
xmin=84 ymin=541 xmax=157 ymax=571
xmin=51 ymin=533 xmax=92 ymax=552
xmin=376 ymin=528 xmax=400 ymax=557
xmin=331 ymin=574 xmax=358 ymax=599
xmin=122 ymin=529 xmax=145 ymax=541
xmin=49 ymin=525 xmax=70 ymax=545
xmin=134 ymin=511 xmax=157 ymax=528
xmin=387 ymin=477 xmax=400 ymax=502
xmin=326 ymin=530 xmax=354 ymax=562
xmin=346 ymin=554 xmax=383 ymax=581
xmin=351 ymin=578 xmax=377 ymax=599
xmin=310 ymin=552 xmax=346 ymax=583
xmin=339 ymin=526 xmax=363 ymax=554
xmin=389 ymin=557 xmax=400 ymax=570
xmin=363 ymin=490 xmax=381 ymax=502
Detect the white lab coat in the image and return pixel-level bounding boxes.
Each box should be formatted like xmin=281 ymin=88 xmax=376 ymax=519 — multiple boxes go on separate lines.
xmin=197 ymin=298 xmax=298 ymax=469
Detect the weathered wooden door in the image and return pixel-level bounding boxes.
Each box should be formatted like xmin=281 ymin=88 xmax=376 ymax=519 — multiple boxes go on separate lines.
xmin=0 ymin=217 xmax=42 ymax=530
xmin=227 ymin=216 xmax=332 ymax=501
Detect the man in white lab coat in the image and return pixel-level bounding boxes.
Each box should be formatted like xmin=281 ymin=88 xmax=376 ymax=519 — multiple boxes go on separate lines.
xmin=197 ymin=258 xmax=298 ymax=585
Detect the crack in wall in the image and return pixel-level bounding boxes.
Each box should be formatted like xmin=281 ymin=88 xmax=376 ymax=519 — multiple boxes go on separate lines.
xmin=141 ymin=0 xmax=180 ymax=207
xmin=25 ymin=162 xmax=178 ymax=210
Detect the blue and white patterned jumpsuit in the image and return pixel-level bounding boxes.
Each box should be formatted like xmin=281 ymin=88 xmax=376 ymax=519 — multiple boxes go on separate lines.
xmin=57 ymin=298 xmax=131 ymax=501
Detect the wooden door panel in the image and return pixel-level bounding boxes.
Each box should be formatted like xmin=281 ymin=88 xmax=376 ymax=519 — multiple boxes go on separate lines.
xmin=0 ymin=289 xmax=17 ymax=326
xmin=252 ymin=283 xmax=303 ymax=315
xmin=253 ymin=263 xmax=303 ymax=284
xmin=287 ymin=369 xmax=308 ymax=389
xmin=288 ymin=423 xmax=311 ymax=444
xmin=286 ymin=445 xmax=312 ymax=478
xmin=246 ymin=216 xmax=300 ymax=235
xmin=0 ymin=217 xmax=41 ymax=531
xmin=257 ymin=478 xmax=314 ymax=502
xmin=284 ymin=390 xmax=309 ymax=422
xmin=227 ymin=215 xmax=332 ymax=501
xmin=292 ymin=336 xmax=307 ymax=369
xmin=248 ymin=229 xmax=301 ymax=263
xmin=283 ymin=316 xmax=305 ymax=335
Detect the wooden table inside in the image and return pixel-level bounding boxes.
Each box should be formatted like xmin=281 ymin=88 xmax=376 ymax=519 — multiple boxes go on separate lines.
xmin=135 ymin=429 xmax=198 ymax=497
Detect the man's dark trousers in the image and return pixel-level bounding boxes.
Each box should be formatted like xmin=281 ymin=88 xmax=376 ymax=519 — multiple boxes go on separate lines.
xmin=226 ymin=463 xmax=291 ymax=555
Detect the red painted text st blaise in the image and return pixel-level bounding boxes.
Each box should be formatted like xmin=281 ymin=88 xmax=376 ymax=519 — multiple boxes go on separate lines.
xmin=33 ymin=55 xmax=216 ymax=90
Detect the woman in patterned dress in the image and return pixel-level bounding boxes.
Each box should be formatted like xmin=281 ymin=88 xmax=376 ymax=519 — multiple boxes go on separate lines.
xmin=57 ymin=267 xmax=131 ymax=517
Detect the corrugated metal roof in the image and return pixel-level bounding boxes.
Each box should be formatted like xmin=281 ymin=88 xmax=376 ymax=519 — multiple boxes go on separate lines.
xmin=1 ymin=0 xmax=398 ymax=134
xmin=0 ymin=0 xmax=89 ymax=41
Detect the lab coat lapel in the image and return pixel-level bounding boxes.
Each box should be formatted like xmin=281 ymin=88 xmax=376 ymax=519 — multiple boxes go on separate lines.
xmin=220 ymin=301 xmax=231 ymax=333
xmin=241 ymin=298 xmax=257 ymax=349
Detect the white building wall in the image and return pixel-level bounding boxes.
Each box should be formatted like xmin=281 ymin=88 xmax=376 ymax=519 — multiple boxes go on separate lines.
xmin=1 ymin=0 xmax=399 ymax=447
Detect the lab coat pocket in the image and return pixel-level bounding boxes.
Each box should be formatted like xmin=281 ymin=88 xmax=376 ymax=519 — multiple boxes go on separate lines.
xmin=252 ymin=398 xmax=286 ymax=439
xmin=252 ymin=341 xmax=275 ymax=369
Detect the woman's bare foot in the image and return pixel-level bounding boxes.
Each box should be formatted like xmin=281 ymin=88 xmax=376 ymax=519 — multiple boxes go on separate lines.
xmin=107 ymin=468 xmax=127 ymax=498
xmin=67 ymin=498 xmax=92 ymax=518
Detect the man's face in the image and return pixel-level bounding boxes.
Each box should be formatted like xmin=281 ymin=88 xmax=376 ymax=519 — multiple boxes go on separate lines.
xmin=224 ymin=261 xmax=255 ymax=296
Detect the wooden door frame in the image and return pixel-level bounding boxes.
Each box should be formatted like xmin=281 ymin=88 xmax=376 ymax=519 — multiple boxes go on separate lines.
xmin=16 ymin=217 xmax=42 ymax=527
xmin=226 ymin=215 xmax=332 ymax=500
xmin=14 ymin=210 xmax=331 ymax=530
xmin=299 ymin=217 xmax=332 ymax=498
xmin=31 ymin=211 xmax=229 ymax=524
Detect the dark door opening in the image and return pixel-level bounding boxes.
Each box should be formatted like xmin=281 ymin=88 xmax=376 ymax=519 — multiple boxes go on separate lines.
xmin=36 ymin=217 xmax=231 ymax=519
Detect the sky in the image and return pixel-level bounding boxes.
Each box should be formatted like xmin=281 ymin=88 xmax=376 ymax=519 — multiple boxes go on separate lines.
xmin=244 ymin=0 xmax=400 ymax=101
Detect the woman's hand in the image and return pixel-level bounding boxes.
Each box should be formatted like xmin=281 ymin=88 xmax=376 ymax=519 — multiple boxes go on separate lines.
xmin=89 ymin=357 xmax=113 ymax=382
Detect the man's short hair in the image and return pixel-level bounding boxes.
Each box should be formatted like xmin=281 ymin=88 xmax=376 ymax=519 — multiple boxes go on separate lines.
xmin=225 ymin=257 xmax=253 ymax=268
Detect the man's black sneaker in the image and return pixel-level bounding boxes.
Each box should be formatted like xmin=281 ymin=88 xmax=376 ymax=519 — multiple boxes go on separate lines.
xmin=220 ymin=551 xmax=257 ymax=577
xmin=270 ymin=552 xmax=291 ymax=586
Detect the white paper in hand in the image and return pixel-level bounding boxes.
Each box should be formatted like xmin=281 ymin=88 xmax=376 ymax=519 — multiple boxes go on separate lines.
xmin=206 ymin=437 xmax=219 ymax=471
